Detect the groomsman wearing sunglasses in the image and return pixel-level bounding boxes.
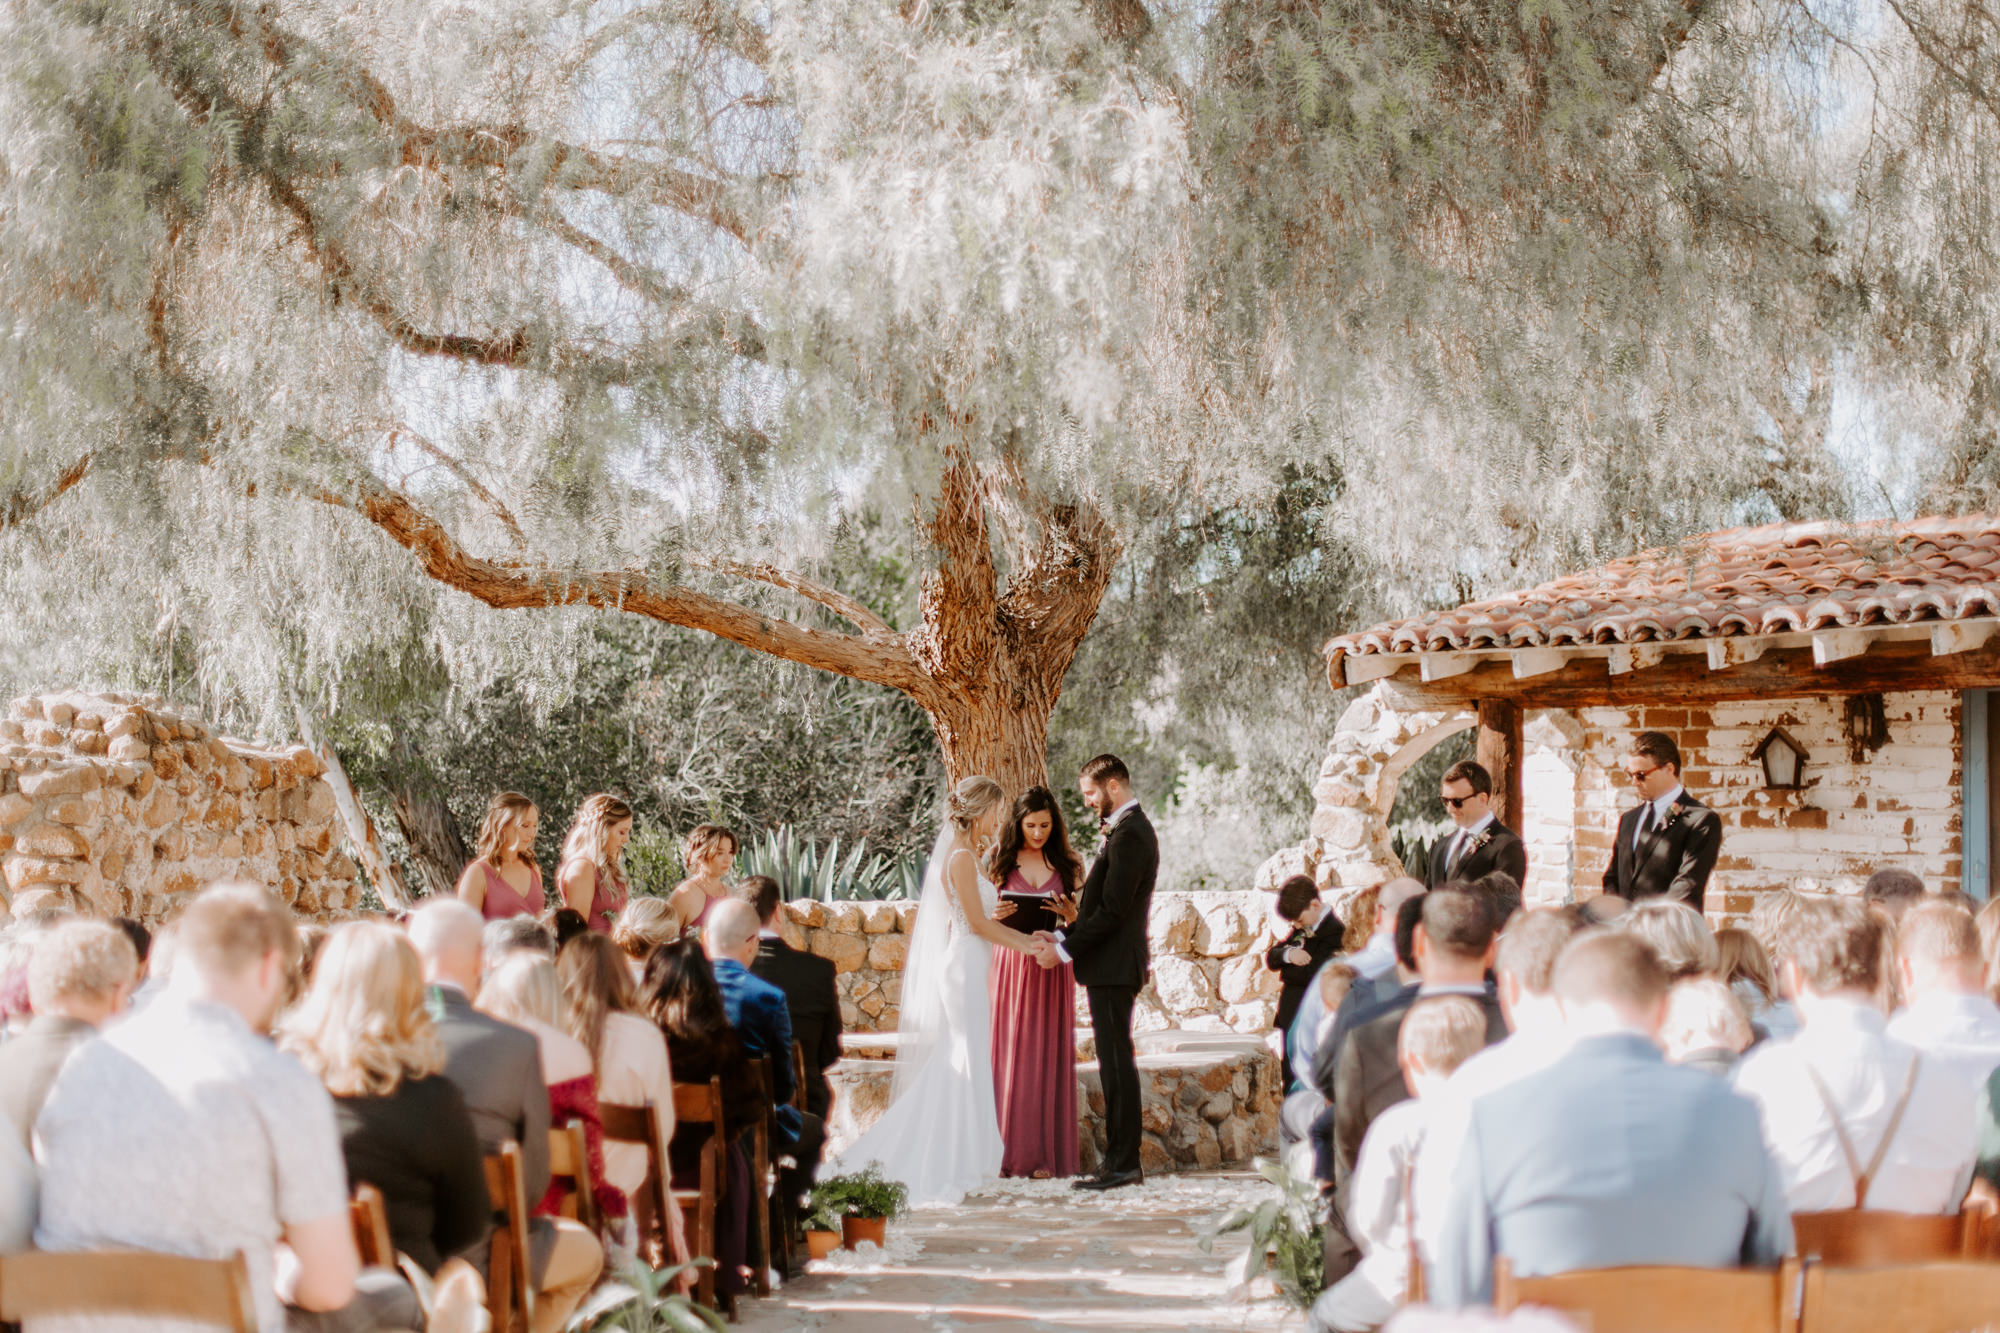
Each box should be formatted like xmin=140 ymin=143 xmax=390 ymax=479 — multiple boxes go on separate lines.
xmin=1426 ymin=760 xmax=1527 ymax=891
xmin=1602 ymin=730 xmax=1724 ymax=913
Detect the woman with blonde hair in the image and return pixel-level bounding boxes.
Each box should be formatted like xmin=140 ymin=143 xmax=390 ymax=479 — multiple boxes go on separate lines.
xmin=557 ymin=794 xmax=634 ymax=935
xmin=474 ymin=952 xmax=624 ymax=1223
xmin=612 ymin=897 xmax=678 ymax=981
xmin=1619 ymin=899 xmax=1720 ymax=981
xmin=666 ymin=824 xmax=739 ymax=938
xmin=282 ymin=923 xmax=488 ymax=1332
xmin=456 ymin=792 xmax=545 ymax=922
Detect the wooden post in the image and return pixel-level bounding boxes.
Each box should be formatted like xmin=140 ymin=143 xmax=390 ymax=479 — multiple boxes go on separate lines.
xmin=1477 ymin=699 xmax=1524 ymax=829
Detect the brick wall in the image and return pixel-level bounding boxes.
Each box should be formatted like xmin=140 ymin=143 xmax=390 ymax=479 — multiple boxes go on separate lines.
xmin=1524 ymin=690 xmax=1961 ymax=918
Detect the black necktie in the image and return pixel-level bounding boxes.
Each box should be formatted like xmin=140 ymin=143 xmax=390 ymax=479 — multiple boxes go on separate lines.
xmin=1447 ymin=832 xmax=1467 ymax=875
xmin=1639 ymin=803 xmax=1658 ymax=839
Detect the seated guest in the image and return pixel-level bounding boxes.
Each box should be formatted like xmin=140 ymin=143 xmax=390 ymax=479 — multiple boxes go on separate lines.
xmin=1311 ymin=996 xmax=1488 ymax=1333
xmin=1308 ymin=892 xmax=1427 ymax=1182
xmin=1468 ymin=871 xmax=1522 ymax=939
xmin=36 ymin=881 xmax=418 ymax=1332
xmin=1331 ymin=885 xmax=1506 ymax=1184
xmin=1717 ymin=927 xmax=1797 ymax=1041
xmin=1864 ymin=866 xmax=1927 ymax=923
xmin=1430 ymin=931 xmax=1791 ymax=1307
xmin=1412 ymin=907 xmax=1587 ymax=1261
xmin=1266 ymin=876 xmax=1346 ymax=1038
xmin=476 ymin=953 xmax=622 ymax=1221
xmin=741 ymin=876 xmax=842 ymax=1121
xmin=1733 ymin=895 xmax=1976 ymax=1214
xmin=1887 ymin=898 xmax=2000 ymax=1090
xmin=703 ymin=901 xmax=826 ymax=1184
xmin=548 ymin=909 xmax=591 ymax=952
xmin=483 ymin=916 xmax=554 ymax=977
xmin=1620 ymin=899 xmax=1719 ymax=981
xmin=1287 ymin=881 xmax=1423 ymax=1143
xmin=1661 ymin=978 xmax=1755 ymax=1075
xmin=556 ymin=933 xmax=673 ymax=1218
xmin=408 ymin=900 xmax=602 ymax=1333
xmin=612 ymin=898 xmax=678 ymax=984
xmin=638 ymin=938 xmax=760 ymax=1303
xmin=0 ymin=919 xmax=138 ymax=1148
xmin=282 ymin=923 xmax=490 ymax=1329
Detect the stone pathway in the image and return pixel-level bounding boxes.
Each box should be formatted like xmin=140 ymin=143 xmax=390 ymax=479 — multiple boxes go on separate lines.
xmin=735 ymin=1171 xmax=1305 ymax=1332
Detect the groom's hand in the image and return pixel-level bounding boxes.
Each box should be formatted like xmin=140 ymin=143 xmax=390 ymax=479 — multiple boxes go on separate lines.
xmin=1030 ymin=939 xmax=1058 ymax=969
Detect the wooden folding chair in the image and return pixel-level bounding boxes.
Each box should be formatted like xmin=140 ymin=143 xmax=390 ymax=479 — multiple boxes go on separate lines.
xmin=747 ymin=1056 xmax=776 ymax=1297
xmin=1791 ymin=1207 xmax=1986 ymax=1265
xmin=1797 ymin=1259 xmax=2000 ymax=1333
xmin=792 ymin=1039 xmax=808 ymax=1115
xmin=548 ymin=1119 xmax=599 ymax=1233
xmin=603 ymin=1099 xmax=675 ymax=1269
xmin=350 ymin=1184 xmax=396 ymax=1269
xmin=483 ymin=1140 xmax=535 ymax=1333
xmin=1493 ymin=1257 xmax=1800 ymax=1333
xmin=0 ymin=1248 xmax=258 ymax=1331
xmin=669 ymin=1076 xmax=727 ymax=1312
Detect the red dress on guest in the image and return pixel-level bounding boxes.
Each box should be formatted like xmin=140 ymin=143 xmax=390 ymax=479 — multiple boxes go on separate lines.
xmin=989 ymin=868 xmax=1079 ymax=1178
xmin=539 ymin=1074 xmax=628 ymax=1223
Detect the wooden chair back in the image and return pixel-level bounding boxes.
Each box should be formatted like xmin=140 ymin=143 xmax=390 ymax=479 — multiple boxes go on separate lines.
xmin=350 ymin=1184 xmax=396 ymax=1269
xmin=792 ymin=1039 xmax=808 ymax=1114
xmin=0 ymin=1249 xmax=259 ymax=1331
xmin=548 ymin=1119 xmax=599 ymax=1232
xmin=748 ymin=1055 xmax=776 ymax=1296
xmin=483 ymin=1140 xmax=535 ymax=1333
xmin=1798 ymin=1259 xmax=2000 ymax=1333
xmin=602 ymin=1099 xmax=674 ymax=1272
xmin=668 ymin=1076 xmax=726 ymax=1310
xmin=1493 ymin=1257 xmax=1800 ymax=1333
xmin=1791 ymin=1208 xmax=1982 ymax=1266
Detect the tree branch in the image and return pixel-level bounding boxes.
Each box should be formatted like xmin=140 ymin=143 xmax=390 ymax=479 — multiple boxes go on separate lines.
xmin=695 ymin=559 xmax=896 ymax=635
xmin=0 ymin=454 xmax=95 ymax=534
xmin=384 ymin=428 xmax=529 ymax=551
xmin=912 ymin=446 xmax=1000 ymax=688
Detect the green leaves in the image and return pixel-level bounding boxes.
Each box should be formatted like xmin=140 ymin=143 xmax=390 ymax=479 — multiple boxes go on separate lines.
xmin=1198 ymin=1151 xmax=1327 ymax=1311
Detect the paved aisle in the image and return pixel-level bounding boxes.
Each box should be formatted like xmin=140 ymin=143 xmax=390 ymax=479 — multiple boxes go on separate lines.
xmin=735 ymin=1171 xmax=1304 ymax=1332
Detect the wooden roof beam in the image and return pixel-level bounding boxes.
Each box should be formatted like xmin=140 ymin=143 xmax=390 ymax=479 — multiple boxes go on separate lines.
xmin=1707 ymin=638 xmax=1768 ymax=670
xmin=1607 ymin=644 xmax=1669 ymax=675
xmin=1421 ymin=652 xmax=1480 ymax=682
xmin=1343 ymin=654 xmax=1405 ymax=685
xmin=1513 ymin=647 xmax=1569 ymax=680
xmin=1812 ymin=629 xmax=1873 ymax=666
xmin=1933 ymin=620 xmax=1998 ymax=656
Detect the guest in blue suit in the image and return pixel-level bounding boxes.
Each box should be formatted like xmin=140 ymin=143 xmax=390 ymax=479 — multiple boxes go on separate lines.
xmin=704 ymin=899 xmax=827 ymax=1197
xmin=1429 ymin=929 xmax=1792 ymax=1307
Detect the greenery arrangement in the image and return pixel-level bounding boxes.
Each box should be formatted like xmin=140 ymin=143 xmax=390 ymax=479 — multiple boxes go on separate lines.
xmin=1199 ymin=1152 xmax=1326 ymax=1311
xmin=808 ymin=1166 xmax=911 ymax=1223
xmin=563 ymin=1260 xmax=722 ymax=1333
xmin=739 ymin=825 xmax=925 ymax=903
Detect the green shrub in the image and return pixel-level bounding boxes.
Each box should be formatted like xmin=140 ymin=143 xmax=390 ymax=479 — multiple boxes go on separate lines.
xmin=1199 ymin=1152 xmax=1326 ymax=1310
xmin=738 ymin=824 xmax=924 ymax=902
xmin=808 ymin=1165 xmax=910 ymax=1222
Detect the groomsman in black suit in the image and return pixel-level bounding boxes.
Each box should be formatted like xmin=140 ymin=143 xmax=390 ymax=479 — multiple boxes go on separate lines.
xmin=740 ymin=876 xmax=842 ymax=1120
xmin=1426 ymin=760 xmax=1528 ymax=890
xmin=1602 ymin=730 xmax=1724 ymax=913
xmin=1043 ymin=754 xmax=1159 ymax=1192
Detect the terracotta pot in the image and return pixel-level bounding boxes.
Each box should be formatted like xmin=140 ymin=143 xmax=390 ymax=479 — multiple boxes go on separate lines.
xmin=805 ymin=1229 xmax=841 ymax=1261
xmin=842 ymin=1216 xmax=888 ymax=1250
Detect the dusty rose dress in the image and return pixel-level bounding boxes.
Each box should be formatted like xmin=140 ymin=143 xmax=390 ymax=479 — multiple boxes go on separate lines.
xmin=989 ymin=868 xmax=1079 ymax=1178
xmin=476 ymin=861 xmax=544 ymax=922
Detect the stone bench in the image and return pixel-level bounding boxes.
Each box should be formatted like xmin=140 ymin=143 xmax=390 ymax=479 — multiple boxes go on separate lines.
xmin=825 ymin=1028 xmax=1282 ymax=1176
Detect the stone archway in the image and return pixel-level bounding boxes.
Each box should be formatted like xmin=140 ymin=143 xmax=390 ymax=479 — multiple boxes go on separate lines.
xmin=1257 ymin=683 xmax=1474 ymax=909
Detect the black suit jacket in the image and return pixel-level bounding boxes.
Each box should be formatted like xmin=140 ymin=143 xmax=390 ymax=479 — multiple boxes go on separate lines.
xmin=751 ymin=936 xmax=842 ymax=1119
xmin=1062 ymin=806 xmax=1160 ymax=990
xmin=1425 ymin=821 xmax=1528 ymax=889
xmin=1265 ymin=914 xmax=1345 ymax=1035
xmin=1602 ymin=790 xmax=1724 ymax=913
xmin=1331 ymin=983 xmax=1507 ymax=1183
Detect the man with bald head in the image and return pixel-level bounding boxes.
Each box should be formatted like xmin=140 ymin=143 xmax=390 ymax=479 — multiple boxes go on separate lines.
xmin=706 ymin=899 xmax=825 ymax=1191
xmin=1429 ymin=931 xmax=1790 ymax=1305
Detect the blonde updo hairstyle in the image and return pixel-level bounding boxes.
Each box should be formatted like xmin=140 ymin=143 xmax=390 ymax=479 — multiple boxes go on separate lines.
xmin=613 ymin=897 xmax=678 ymax=960
xmin=946 ymin=776 xmax=1007 ymax=835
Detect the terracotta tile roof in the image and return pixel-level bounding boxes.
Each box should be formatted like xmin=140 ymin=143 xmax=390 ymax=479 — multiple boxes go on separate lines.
xmin=1326 ymin=513 xmax=2000 ymax=663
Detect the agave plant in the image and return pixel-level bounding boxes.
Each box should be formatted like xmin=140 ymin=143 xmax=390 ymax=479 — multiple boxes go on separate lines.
xmin=564 ymin=1260 xmax=722 ymax=1333
xmin=1199 ymin=1149 xmax=1327 ymax=1310
xmin=737 ymin=824 xmax=925 ymax=902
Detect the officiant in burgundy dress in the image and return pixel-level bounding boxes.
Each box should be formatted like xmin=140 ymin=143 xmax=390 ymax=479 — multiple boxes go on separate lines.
xmin=987 ymin=786 xmax=1083 ymax=1178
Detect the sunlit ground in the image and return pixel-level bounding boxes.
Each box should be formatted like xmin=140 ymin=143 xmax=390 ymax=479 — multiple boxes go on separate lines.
xmin=736 ymin=1171 xmax=1304 ymax=1331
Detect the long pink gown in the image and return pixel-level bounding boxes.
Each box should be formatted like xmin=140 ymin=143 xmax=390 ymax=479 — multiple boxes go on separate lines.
xmin=989 ymin=868 xmax=1079 ymax=1178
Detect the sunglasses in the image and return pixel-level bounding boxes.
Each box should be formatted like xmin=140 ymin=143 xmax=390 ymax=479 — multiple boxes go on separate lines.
xmin=1441 ymin=794 xmax=1476 ymax=809
xmin=1625 ymin=764 xmax=1662 ymax=784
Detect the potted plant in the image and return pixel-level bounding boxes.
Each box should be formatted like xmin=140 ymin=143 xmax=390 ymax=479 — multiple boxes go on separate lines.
xmin=800 ymin=1191 xmax=844 ymax=1261
xmin=813 ymin=1166 xmax=908 ymax=1250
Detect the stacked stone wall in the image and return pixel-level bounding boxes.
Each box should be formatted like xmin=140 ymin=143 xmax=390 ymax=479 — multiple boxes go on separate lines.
xmin=778 ymin=889 xmax=1285 ymax=1034
xmin=0 ymin=691 xmax=362 ymax=920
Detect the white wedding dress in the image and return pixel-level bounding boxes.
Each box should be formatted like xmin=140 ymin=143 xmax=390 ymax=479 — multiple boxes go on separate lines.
xmin=828 ymin=837 xmax=1005 ymax=1208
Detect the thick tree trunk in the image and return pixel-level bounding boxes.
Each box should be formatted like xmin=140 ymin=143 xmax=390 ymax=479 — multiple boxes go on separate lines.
xmin=928 ymin=682 xmax=1062 ymax=795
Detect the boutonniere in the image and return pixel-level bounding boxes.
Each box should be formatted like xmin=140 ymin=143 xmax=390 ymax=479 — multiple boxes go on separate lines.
xmin=1657 ymin=806 xmax=1683 ymax=832
xmin=1468 ymin=829 xmax=1493 ymax=850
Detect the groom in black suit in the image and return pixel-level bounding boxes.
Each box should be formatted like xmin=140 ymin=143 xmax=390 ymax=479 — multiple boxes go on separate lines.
xmin=1043 ymin=753 xmax=1158 ymax=1192
xmin=1602 ymin=730 xmax=1724 ymax=913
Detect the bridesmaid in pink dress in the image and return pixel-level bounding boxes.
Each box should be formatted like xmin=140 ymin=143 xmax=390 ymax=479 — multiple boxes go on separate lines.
xmin=558 ymin=793 xmax=635 ymax=934
xmin=454 ymin=792 xmax=548 ymax=921
xmin=988 ymin=785 xmax=1084 ymax=1178
xmin=666 ymin=824 xmax=739 ymax=940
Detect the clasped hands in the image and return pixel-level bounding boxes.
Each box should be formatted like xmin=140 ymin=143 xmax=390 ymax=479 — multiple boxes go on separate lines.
xmin=1028 ymin=930 xmax=1062 ymax=969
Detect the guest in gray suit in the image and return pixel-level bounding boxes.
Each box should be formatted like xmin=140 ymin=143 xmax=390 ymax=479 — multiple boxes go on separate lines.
xmin=409 ymin=900 xmax=603 ymax=1333
xmin=1429 ymin=930 xmax=1792 ymax=1307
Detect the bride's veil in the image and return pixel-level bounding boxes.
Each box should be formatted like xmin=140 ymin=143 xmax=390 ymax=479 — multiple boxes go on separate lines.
xmin=890 ymin=822 xmax=961 ymax=1101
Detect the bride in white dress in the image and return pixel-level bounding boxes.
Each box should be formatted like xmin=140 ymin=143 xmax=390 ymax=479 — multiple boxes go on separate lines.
xmin=829 ymin=776 xmax=1054 ymax=1207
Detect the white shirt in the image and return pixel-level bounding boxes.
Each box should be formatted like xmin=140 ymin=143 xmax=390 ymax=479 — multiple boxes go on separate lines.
xmin=1732 ymin=997 xmax=1977 ymax=1213
xmin=758 ymin=927 xmax=782 ymax=941
xmin=1411 ymin=1024 xmax=1576 ymax=1264
xmin=1346 ymin=1098 xmax=1429 ymax=1302
xmin=1633 ymin=785 xmax=1686 ymax=849
xmin=1887 ymin=990 xmax=2000 ymax=1095
xmin=1345 ymin=932 xmax=1398 ymax=982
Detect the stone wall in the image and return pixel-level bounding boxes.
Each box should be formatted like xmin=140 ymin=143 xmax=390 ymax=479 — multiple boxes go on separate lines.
xmin=1261 ymin=681 xmax=1962 ymax=922
xmin=777 ymin=890 xmax=1285 ymax=1035
xmin=0 ymin=691 xmax=363 ymax=920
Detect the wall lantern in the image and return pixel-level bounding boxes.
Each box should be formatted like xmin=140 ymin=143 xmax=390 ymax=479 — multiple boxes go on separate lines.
xmin=1752 ymin=727 xmax=1809 ymax=790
